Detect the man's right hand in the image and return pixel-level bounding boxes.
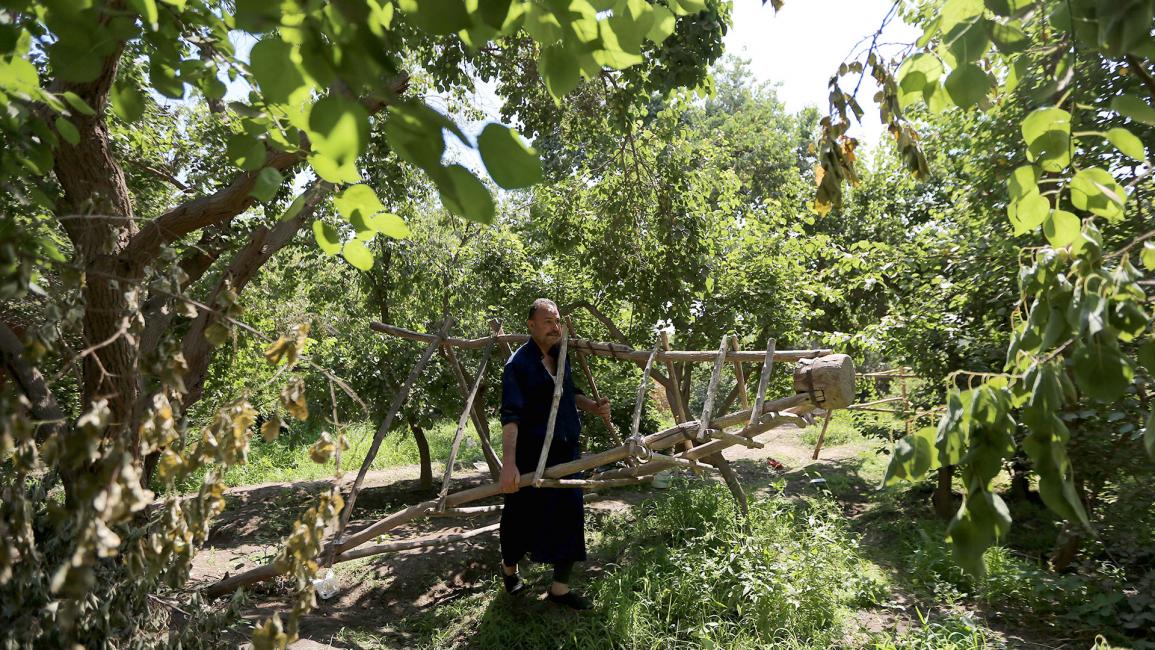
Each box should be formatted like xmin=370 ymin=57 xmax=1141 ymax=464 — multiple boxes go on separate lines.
xmin=499 ymin=463 xmax=521 ymax=493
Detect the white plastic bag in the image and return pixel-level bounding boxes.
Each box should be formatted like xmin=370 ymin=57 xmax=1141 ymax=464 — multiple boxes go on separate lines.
xmin=312 ymin=568 xmax=339 ymax=600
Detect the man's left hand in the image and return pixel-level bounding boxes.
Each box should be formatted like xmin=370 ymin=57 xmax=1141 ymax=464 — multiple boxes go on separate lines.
xmin=592 ymin=397 xmax=611 ymax=420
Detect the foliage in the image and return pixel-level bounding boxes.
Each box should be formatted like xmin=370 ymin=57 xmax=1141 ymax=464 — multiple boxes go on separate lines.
xmin=820 ymin=0 xmax=1155 ymax=576
xmin=0 ymin=0 xmax=736 ymax=646
xmin=401 ymin=481 xmax=879 ymax=649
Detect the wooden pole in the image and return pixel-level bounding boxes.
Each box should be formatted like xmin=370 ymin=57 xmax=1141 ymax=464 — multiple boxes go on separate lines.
xmin=532 ymin=326 xmax=568 ymax=485
xmin=441 ymin=345 xmax=502 ymax=479
xmin=660 ymin=330 xmax=694 ymax=455
xmin=564 ymin=315 xmax=621 ymax=446
xmin=707 ymin=428 xmax=765 ymax=449
xmin=750 ymin=338 xmax=776 ymax=428
xmin=696 ymin=336 xmax=730 ymax=444
xmin=630 ymin=336 xmax=662 ymax=441
xmin=810 ymin=410 xmax=834 ymax=460
xmin=328 ymin=316 xmax=452 ymax=563
xmin=488 ymin=318 xmax=515 ymax=359
xmin=437 ymin=339 xmax=497 ymax=510
xmin=370 ymin=321 xmax=830 ymax=363
xmin=901 ymin=369 xmax=911 ymax=438
xmin=336 ymin=523 xmax=500 ymax=563
xmin=429 ymin=504 xmax=503 ymax=517
xmin=730 ymin=336 xmax=750 ymax=409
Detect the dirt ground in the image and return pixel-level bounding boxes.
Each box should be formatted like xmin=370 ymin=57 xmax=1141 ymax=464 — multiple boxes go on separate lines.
xmin=188 ymin=425 xmax=975 ymax=649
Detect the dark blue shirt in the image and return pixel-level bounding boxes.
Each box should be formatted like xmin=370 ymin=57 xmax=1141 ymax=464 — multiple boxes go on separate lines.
xmin=501 ymin=341 xmax=584 ymax=469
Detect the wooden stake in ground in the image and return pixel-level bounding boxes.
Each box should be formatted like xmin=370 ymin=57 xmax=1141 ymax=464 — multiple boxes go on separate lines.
xmin=441 ymin=345 xmax=502 ymax=479
xmin=750 ymin=338 xmax=776 ymax=428
xmin=533 ymin=325 xmax=569 ymax=485
xmin=437 ymin=338 xmax=497 ymax=510
xmin=730 ymin=335 xmax=750 ymax=409
xmin=630 ymin=336 xmax=663 ymax=441
xmin=660 ymin=330 xmax=693 ymax=455
xmin=328 ymin=316 xmax=453 ymax=563
xmin=564 ymin=315 xmax=621 ymax=446
xmin=810 ymin=410 xmax=834 ymax=460
xmin=696 ymin=336 xmax=731 ymax=444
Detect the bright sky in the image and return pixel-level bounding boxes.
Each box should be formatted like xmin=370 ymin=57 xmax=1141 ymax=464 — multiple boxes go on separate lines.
xmin=724 ymin=0 xmax=920 ymax=146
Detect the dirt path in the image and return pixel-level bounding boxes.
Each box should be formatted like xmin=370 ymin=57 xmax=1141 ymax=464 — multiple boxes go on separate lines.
xmin=192 ymin=424 xmax=888 ymax=648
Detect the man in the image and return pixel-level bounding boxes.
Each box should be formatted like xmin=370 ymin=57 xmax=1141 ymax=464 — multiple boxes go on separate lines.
xmin=497 ymin=298 xmax=611 ymax=610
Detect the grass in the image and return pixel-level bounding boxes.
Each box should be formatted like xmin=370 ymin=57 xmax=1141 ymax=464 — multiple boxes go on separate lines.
xmin=395 ymin=480 xmax=888 ymax=649
xmin=177 ymin=418 xmax=503 ymax=491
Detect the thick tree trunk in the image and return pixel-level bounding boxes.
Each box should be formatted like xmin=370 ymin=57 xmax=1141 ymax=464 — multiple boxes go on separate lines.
xmin=932 ymin=465 xmax=956 ymax=519
xmin=408 ymin=418 xmax=433 ymax=490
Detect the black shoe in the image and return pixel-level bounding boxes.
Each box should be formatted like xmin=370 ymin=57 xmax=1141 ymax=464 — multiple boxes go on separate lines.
xmin=502 ymin=572 xmax=527 ymax=595
xmin=547 ymin=589 xmax=592 ymax=610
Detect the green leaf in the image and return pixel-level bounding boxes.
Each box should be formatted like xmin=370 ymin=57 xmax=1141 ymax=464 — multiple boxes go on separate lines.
xmin=384 ymin=104 xmax=449 ymax=171
xmin=227 ymin=134 xmax=267 ymax=171
xmin=1043 ymin=209 xmax=1079 ymax=247
xmin=990 ymin=21 xmax=1029 ymax=53
xmin=312 ymin=220 xmax=341 ymax=255
xmin=341 ymin=239 xmax=374 ymax=271
xmin=54 ymin=117 xmax=80 ymax=146
xmin=110 ymin=82 xmax=145 ymax=122
xmin=1008 ymin=192 xmax=1048 ymax=234
xmin=671 ymin=0 xmax=707 ymax=16
xmin=478 ymin=123 xmax=543 ymax=189
xmin=250 ymin=167 xmax=283 ymax=202
xmin=897 ymin=53 xmax=944 ymax=108
xmin=128 ymin=0 xmax=159 ymax=29
xmin=308 ymin=153 xmax=361 ymax=184
xmin=944 ymin=17 xmax=990 ymax=64
xmin=943 ymin=63 xmax=991 ymax=108
xmin=1006 ymin=164 xmax=1039 ymax=200
xmin=1142 ymin=241 xmax=1155 ymax=271
xmin=149 ymin=58 xmax=184 ymax=99
xmin=1112 ymin=94 xmax=1155 ymax=125
xmin=1071 ymin=337 xmax=1132 ymax=402
xmin=1137 ymin=340 xmax=1155 ymax=375
xmin=397 ymin=0 xmax=470 ymax=34
xmin=1070 ymin=167 xmax=1126 ymax=221
xmin=60 ymin=91 xmax=95 ymax=116
xmin=333 ymin=184 xmax=385 ymax=222
xmin=250 ymin=37 xmax=310 ymax=105
xmin=647 ymin=5 xmax=676 ymax=44
xmin=538 ymin=44 xmax=580 ymax=101
xmin=883 ymin=426 xmax=940 ymax=486
xmin=308 ymin=95 xmax=369 ymax=170
xmin=1106 ymin=127 xmax=1146 ymax=161
xmin=940 ymin=0 xmax=984 ymax=33
xmin=1021 ymin=107 xmax=1071 ymax=172
xmin=438 ymin=164 xmax=495 ymax=224
xmin=523 ymin=2 xmax=564 ymax=44
xmin=947 ymin=491 xmax=1012 ymax=577
xmin=280 ymin=192 xmax=308 ymax=222
xmin=367 ymin=212 xmax=410 ymax=239
xmin=0 ymin=55 xmax=39 ymax=91
xmin=234 ymin=0 xmax=282 ymax=31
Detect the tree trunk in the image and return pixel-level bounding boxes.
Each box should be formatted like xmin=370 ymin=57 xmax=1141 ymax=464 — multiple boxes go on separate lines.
xmin=408 ymin=418 xmax=433 ymax=490
xmin=932 ymin=465 xmax=956 ymax=518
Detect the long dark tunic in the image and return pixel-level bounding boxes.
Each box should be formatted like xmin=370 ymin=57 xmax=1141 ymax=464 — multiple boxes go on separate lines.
xmin=499 ymin=341 xmax=587 ymax=565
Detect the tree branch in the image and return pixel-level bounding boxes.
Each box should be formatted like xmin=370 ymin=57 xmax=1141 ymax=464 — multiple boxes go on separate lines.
xmin=180 ymin=181 xmax=333 ymax=405
xmin=119 ymin=74 xmax=411 ymax=267
xmin=1126 ymin=55 xmax=1155 ymax=101
xmin=0 ymin=321 xmax=65 ymax=444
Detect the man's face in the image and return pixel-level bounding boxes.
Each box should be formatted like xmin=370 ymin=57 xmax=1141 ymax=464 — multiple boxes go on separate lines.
xmin=527 ymin=304 xmax=562 ymax=351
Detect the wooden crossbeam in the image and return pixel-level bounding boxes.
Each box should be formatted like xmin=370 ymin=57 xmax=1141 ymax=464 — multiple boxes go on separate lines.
xmin=533 ymin=326 xmax=569 ymax=485
xmin=371 ymin=322 xmax=830 ymax=363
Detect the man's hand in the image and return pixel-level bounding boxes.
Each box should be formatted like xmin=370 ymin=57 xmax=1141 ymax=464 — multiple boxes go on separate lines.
xmin=499 ymin=463 xmax=521 ymax=493
xmin=592 ymin=397 xmax=611 ymax=420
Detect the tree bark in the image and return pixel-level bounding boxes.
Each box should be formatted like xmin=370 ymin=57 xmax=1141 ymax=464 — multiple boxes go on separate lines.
xmin=932 ymin=465 xmax=956 ymax=519
xmin=408 ymin=417 xmax=433 ymax=490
